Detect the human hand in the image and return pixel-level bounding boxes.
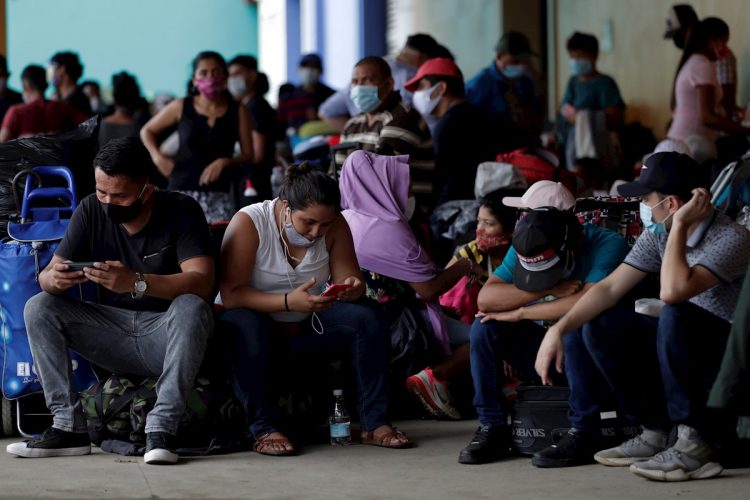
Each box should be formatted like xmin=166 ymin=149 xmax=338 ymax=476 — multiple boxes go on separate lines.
xmin=152 ymin=153 xmax=175 ymax=177
xmin=503 ymin=361 xmax=518 ymax=380
xmin=548 ymin=279 xmax=583 ymax=299
xmin=287 ymin=277 xmax=335 ymax=313
xmin=199 ymin=158 xmax=230 ymax=186
xmin=476 ymin=308 xmax=523 ymax=323
xmin=561 ymin=103 xmax=577 ymax=123
xmin=535 ymin=326 xmax=565 ymax=385
xmin=673 ymin=188 xmax=713 ymax=229
xmin=83 ymin=261 xmax=136 ymax=294
xmin=48 ymin=262 xmax=89 ymax=291
xmin=336 ymin=276 xmax=365 ymax=302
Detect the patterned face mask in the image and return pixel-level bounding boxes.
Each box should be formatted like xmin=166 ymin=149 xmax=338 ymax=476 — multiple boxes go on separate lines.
xmin=476 ymin=228 xmax=510 ymax=252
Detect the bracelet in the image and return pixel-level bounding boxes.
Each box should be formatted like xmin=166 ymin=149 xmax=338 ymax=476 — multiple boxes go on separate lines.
xmin=284 ymin=293 xmax=290 ymax=312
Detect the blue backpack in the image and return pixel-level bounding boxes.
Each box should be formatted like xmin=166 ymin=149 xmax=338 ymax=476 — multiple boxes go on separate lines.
xmin=0 ymin=166 xmax=97 ymax=399
xmin=710 ymin=151 xmax=750 ymax=218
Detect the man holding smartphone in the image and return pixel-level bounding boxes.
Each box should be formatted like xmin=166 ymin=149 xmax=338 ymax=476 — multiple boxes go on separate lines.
xmin=7 ymin=137 xmax=215 ymax=465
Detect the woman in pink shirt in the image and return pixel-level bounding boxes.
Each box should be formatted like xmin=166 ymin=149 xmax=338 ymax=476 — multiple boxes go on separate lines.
xmin=668 ymin=19 xmax=750 ymax=151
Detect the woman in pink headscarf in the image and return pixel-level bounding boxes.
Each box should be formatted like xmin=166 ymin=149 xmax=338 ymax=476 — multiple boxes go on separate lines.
xmin=341 ymin=150 xmax=482 ymax=419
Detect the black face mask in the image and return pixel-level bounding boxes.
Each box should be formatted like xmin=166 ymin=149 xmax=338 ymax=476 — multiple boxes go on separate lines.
xmin=103 ymin=185 xmax=147 ymax=224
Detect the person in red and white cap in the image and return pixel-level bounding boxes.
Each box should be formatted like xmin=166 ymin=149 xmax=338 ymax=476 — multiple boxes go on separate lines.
xmin=404 ymin=58 xmax=504 ymax=206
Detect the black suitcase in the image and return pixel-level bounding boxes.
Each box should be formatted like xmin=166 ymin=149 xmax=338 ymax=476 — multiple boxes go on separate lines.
xmin=510 ymin=385 xmax=641 ymax=455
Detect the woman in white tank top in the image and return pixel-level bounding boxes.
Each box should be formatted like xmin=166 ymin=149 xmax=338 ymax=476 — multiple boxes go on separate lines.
xmin=218 ymin=165 xmax=411 ymax=456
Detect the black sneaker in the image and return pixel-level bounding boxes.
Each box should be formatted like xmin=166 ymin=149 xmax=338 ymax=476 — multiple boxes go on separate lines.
xmin=144 ymin=432 xmax=178 ymax=465
xmin=6 ymin=427 xmax=91 ymax=458
xmin=458 ymin=425 xmax=511 ymax=465
xmin=532 ymin=429 xmax=598 ymax=468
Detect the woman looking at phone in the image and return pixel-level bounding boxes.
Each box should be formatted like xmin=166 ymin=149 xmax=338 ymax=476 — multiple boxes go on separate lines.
xmin=217 ymin=164 xmax=411 ymax=456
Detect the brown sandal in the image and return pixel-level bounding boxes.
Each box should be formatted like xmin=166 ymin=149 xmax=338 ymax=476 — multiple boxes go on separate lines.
xmin=253 ymin=432 xmax=297 ymax=456
xmin=361 ymin=426 xmax=412 ymax=449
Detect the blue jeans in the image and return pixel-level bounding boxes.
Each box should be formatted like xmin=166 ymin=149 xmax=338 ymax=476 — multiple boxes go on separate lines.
xmin=219 ymin=300 xmax=390 ymax=437
xmin=582 ymin=302 xmax=730 ymax=431
xmin=23 ymin=292 xmax=213 ymax=435
xmin=469 ymin=318 xmax=605 ymax=428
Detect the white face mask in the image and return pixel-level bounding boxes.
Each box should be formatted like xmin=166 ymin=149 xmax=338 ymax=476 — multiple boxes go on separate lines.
xmin=227 ymin=75 xmax=247 ymax=98
xmin=89 ymin=97 xmax=100 ymax=112
xmin=412 ymin=83 xmax=442 ymax=116
xmin=299 ymin=67 xmax=320 ymax=86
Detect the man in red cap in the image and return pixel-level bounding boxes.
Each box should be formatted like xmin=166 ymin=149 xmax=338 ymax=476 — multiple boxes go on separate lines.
xmin=404 ymin=58 xmax=504 ymax=206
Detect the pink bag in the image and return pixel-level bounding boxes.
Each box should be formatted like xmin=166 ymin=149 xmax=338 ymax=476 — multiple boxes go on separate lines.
xmin=439 ymin=275 xmax=482 ymax=325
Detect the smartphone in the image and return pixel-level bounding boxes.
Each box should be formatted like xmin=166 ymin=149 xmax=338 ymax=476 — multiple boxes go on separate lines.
xmin=64 ymin=262 xmax=96 ymax=272
xmin=321 ymin=283 xmax=352 ymax=297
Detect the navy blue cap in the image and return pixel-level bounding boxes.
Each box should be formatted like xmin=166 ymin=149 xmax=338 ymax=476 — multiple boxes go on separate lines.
xmin=299 ymin=53 xmax=322 ymax=68
xmin=617 ymin=152 xmax=701 ymax=200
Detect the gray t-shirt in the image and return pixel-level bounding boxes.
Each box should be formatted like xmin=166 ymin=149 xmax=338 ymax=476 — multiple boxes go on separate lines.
xmin=624 ymin=212 xmax=750 ymax=322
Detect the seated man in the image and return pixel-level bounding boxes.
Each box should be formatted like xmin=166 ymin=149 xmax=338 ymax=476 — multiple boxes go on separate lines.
xmin=337 ymin=56 xmax=434 ymax=207
xmin=404 ymin=58 xmax=504 ymax=206
xmin=6 ymin=137 xmax=215 ymax=465
xmin=459 ymin=206 xmax=629 ymax=464
xmin=535 ymin=152 xmax=750 ymax=481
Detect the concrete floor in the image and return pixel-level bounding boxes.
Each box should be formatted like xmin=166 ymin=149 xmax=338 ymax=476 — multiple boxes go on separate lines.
xmin=1 ymin=419 xmax=748 ymax=500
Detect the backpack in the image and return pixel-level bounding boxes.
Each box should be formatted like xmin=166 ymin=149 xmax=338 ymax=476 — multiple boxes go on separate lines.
xmin=79 ymin=374 xmax=250 ymax=454
xmin=710 ymin=151 xmax=750 ymax=218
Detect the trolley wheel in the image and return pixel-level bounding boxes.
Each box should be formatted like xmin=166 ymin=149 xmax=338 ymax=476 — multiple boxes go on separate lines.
xmin=2 ymin=397 xmax=16 ymax=436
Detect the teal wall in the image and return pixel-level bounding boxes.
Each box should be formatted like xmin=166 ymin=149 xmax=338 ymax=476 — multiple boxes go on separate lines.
xmin=5 ymin=0 xmax=258 ymax=98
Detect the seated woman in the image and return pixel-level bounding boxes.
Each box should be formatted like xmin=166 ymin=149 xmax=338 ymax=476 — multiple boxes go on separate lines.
xmin=440 ymin=191 xmax=517 ymax=324
xmin=218 ymin=164 xmax=410 ymax=456
xmin=340 ymin=150 xmax=483 ymax=420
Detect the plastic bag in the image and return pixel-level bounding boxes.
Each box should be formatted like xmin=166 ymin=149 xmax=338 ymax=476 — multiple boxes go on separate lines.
xmin=0 ymin=116 xmax=99 ymax=239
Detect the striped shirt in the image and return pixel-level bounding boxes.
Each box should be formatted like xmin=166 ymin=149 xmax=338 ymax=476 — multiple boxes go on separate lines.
xmin=338 ymin=91 xmax=436 ymax=207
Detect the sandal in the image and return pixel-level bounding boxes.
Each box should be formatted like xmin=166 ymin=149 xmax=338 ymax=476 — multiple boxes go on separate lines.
xmin=253 ymin=432 xmax=297 ymax=456
xmin=361 ymin=426 xmax=412 ymax=449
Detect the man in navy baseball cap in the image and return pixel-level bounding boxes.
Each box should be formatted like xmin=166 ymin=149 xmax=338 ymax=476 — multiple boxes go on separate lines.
xmin=618 ymin=152 xmax=701 ymax=202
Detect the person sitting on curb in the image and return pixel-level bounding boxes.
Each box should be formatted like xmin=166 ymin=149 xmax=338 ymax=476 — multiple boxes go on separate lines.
xmin=534 ymin=152 xmax=750 ymax=481
xmin=7 ymin=138 xmax=215 ymax=465
xmin=458 ymin=206 xmax=628 ymax=465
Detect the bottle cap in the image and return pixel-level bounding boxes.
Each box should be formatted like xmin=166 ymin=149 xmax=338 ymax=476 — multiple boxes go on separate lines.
xmin=333 ymin=389 xmax=343 ymax=396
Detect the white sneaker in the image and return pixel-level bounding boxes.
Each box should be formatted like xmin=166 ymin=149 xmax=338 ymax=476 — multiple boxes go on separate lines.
xmin=629 ymin=425 xmax=723 ymax=481
xmin=594 ymin=429 xmax=667 ymax=466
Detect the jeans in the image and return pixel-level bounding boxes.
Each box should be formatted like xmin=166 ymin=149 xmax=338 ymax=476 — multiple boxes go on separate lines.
xmin=23 ymin=292 xmax=213 ymax=435
xmin=583 ymin=302 xmax=730 ymax=431
xmin=219 ymin=300 xmax=390 ymax=437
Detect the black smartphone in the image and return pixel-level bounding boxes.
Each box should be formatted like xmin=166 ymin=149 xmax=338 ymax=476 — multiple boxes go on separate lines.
xmin=64 ymin=262 xmax=96 ymax=272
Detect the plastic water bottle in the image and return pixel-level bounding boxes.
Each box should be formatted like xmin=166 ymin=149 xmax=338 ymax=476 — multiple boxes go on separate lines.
xmin=329 ymin=389 xmax=351 ymax=445
xmin=270 ymin=166 xmax=284 ymax=198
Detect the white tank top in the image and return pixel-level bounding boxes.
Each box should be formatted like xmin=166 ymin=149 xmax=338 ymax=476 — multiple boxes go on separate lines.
xmin=234 ymin=199 xmax=330 ymax=322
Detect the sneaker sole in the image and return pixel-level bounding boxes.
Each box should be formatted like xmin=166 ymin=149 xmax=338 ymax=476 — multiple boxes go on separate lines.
xmin=630 ymin=461 xmax=724 ymax=481
xmin=594 ymin=454 xmax=648 ymax=467
xmin=144 ymin=448 xmax=178 ymax=465
xmin=405 ymin=377 xmax=460 ymax=420
xmin=532 ymin=454 xmax=594 ymax=468
xmin=6 ymin=443 xmax=91 ymax=458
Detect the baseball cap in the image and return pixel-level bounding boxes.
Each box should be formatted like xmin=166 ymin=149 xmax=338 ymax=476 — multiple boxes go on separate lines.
xmin=512 ymin=208 xmax=580 ymax=292
xmin=495 ymin=31 xmax=533 ymax=56
xmin=403 ymin=58 xmax=463 ymax=92
xmin=502 ymin=180 xmax=576 ymax=211
xmin=617 ymin=152 xmax=701 ymax=200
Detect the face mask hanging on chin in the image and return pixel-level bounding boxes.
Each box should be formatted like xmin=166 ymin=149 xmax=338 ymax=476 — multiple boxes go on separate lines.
xmin=284 ymin=207 xmax=316 ymax=248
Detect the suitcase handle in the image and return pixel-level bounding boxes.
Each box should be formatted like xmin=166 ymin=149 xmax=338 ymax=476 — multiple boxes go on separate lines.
xmin=20 ymin=166 xmax=78 ymax=221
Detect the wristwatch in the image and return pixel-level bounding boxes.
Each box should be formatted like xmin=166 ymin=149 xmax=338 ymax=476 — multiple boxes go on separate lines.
xmin=132 ymin=272 xmax=147 ymax=299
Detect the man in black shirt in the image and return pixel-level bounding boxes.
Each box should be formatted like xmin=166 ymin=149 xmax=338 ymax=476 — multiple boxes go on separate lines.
xmin=6 ymin=138 xmax=214 ymax=465
xmin=404 ymin=58 xmax=501 ymax=206
xmin=48 ymin=51 xmax=92 ymax=117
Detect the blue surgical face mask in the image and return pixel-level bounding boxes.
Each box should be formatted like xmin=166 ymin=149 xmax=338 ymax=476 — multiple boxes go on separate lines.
xmin=501 ymin=65 xmax=526 ymax=80
xmin=284 ymin=208 xmax=316 ymax=248
xmin=640 ymin=198 xmax=672 ymax=235
xmin=350 ymin=84 xmax=381 ymax=114
xmin=569 ymin=58 xmax=593 ymax=77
